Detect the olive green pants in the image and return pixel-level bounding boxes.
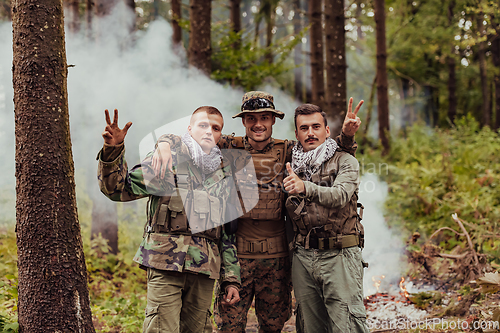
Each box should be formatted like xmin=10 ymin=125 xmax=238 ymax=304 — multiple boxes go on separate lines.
xmin=143 ymin=268 xmax=215 ymax=333
xmin=292 ymin=245 xmax=369 ymax=333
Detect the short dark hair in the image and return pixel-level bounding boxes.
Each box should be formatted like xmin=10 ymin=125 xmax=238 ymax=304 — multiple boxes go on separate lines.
xmin=294 ymin=104 xmax=327 ymax=129
xmin=192 ymin=106 xmax=223 ymax=118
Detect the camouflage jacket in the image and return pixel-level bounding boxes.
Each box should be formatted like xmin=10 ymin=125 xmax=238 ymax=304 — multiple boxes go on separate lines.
xmin=97 ymin=142 xmax=240 ymax=288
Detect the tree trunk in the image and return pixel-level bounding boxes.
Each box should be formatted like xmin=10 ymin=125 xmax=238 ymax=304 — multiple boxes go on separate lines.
xmin=265 ymin=2 xmax=275 ymax=64
xmin=447 ymin=0 xmax=457 ymax=125
xmin=125 ymin=0 xmax=136 ymax=32
xmin=64 ymin=0 xmax=80 ymax=34
xmin=401 ymin=78 xmax=410 ymax=129
xmin=94 ymin=0 xmax=117 ymax=17
xmin=324 ymin=0 xmax=347 ymax=136
xmin=447 ymin=56 xmax=457 ymax=124
xmin=85 ymin=0 xmax=92 ymax=33
xmin=492 ymin=22 xmax=500 ymax=129
xmin=293 ymin=0 xmax=303 ymax=101
xmin=355 ymin=0 xmax=363 ymax=44
xmin=293 ymin=0 xmax=304 ymax=102
xmin=374 ymin=0 xmax=390 ymax=154
xmin=1 ymin=1 xmax=12 ymax=20
xmin=12 ymin=0 xmax=95 ymax=330
xmin=188 ymin=0 xmax=212 ymax=75
xmin=477 ymin=15 xmax=491 ymax=127
xmin=171 ymin=0 xmax=182 ymax=47
xmin=230 ymin=0 xmax=241 ymax=34
xmin=309 ymin=0 xmax=325 ymax=110
xmin=360 ymin=74 xmax=377 ymax=150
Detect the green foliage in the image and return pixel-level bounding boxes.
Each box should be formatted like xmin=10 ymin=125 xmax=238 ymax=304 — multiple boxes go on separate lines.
xmin=362 ymin=117 xmax=500 ymax=264
xmin=211 ymin=24 xmax=304 ymax=91
xmin=0 ymin=188 xmax=148 ymax=332
xmin=0 ymin=229 xmax=17 ymax=331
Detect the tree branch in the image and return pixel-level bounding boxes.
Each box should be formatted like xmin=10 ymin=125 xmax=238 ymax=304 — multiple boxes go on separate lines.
xmin=452 ymin=213 xmax=479 ymax=266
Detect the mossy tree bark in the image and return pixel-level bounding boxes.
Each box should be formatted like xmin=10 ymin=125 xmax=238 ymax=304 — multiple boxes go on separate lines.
xmin=12 ymin=0 xmax=95 ymax=330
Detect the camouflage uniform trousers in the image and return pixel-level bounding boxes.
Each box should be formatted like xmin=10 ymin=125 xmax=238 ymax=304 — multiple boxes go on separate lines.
xmin=143 ymin=268 xmax=215 ymax=333
xmin=292 ymin=245 xmax=370 ymax=333
xmin=214 ymin=257 xmax=292 ymax=333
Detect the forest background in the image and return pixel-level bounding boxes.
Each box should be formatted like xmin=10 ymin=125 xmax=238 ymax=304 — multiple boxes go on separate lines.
xmin=0 ymin=0 xmax=500 ymax=331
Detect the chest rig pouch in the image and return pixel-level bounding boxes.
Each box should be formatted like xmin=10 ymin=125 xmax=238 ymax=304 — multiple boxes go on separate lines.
xmin=232 ymin=137 xmax=287 ymax=221
xmin=149 ymin=158 xmax=228 ymax=242
xmin=285 ymin=152 xmax=365 ymax=249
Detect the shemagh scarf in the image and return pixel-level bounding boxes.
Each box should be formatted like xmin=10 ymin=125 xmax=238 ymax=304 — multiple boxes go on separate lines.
xmin=181 ymin=132 xmax=222 ymax=178
xmin=291 ymin=137 xmax=337 ymax=181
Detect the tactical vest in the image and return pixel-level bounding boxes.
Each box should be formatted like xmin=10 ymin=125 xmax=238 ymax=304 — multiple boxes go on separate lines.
xmin=147 ymin=158 xmax=231 ymax=242
xmin=231 ymin=137 xmax=287 ymax=221
xmin=285 ymin=151 xmax=365 ymax=250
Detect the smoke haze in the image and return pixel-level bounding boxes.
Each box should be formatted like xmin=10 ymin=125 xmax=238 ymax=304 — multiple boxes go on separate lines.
xmin=359 ymin=173 xmax=406 ymax=296
xmin=0 ymin=7 xmax=407 ymax=290
xmin=0 ymin=7 xmax=298 ymax=226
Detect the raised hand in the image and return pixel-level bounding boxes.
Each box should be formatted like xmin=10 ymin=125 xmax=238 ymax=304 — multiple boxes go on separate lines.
xmin=152 ymin=142 xmax=173 ymax=179
xmin=342 ymin=97 xmax=363 ymax=137
xmin=102 ymin=109 xmax=132 ymax=145
xmin=284 ymin=163 xmax=305 ymax=194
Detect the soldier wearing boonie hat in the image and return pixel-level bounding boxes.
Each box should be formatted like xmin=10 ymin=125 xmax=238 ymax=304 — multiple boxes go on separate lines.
xmin=232 ymin=91 xmax=285 ymax=119
xmin=153 ymin=91 xmax=362 ymax=332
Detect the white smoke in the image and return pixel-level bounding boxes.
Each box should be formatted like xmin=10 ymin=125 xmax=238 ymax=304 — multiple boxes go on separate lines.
xmin=359 ymin=172 xmax=406 ymax=296
xmin=0 ymin=5 xmax=298 ymax=228
xmin=0 ymin=9 xmax=408 ymax=292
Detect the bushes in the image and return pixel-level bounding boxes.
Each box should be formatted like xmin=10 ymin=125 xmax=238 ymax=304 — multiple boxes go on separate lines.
xmin=362 ymin=116 xmax=500 ymax=265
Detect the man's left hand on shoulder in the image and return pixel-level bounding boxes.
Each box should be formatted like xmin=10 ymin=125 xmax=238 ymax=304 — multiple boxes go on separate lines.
xmin=284 ymin=163 xmax=305 ymax=195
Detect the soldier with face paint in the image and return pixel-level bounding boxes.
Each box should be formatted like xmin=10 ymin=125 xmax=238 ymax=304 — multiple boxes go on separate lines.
xmin=97 ymin=107 xmax=241 ymax=333
xmin=152 ymin=92 xmax=363 ymax=332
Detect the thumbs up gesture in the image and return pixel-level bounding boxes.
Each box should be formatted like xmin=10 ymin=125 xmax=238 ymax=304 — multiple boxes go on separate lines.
xmin=284 ymin=162 xmax=305 ymax=194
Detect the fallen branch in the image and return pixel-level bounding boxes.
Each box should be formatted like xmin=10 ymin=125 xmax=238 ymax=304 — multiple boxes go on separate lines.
xmin=451 ymin=213 xmax=479 ymax=266
xmin=438 ymin=253 xmax=467 ymax=260
xmin=428 ymin=227 xmax=464 ymax=241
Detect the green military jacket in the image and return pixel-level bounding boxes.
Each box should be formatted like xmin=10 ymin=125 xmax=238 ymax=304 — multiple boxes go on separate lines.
xmin=97 ymin=142 xmax=240 ymax=287
xmin=286 ymin=149 xmax=363 ymax=249
xmin=301 ymin=151 xmax=360 ymax=209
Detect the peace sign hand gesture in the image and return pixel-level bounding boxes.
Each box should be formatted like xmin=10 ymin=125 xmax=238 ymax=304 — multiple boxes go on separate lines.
xmin=102 ymin=109 xmax=133 ymax=145
xmin=342 ymin=97 xmax=363 ymax=137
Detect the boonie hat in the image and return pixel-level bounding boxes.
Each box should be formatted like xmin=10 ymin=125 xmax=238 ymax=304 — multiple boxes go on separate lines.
xmin=232 ymin=91 xmax=285 ymax=119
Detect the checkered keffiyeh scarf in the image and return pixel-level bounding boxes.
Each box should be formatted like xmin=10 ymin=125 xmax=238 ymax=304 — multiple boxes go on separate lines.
xmin=181 ymin=132 xmax=222 ymax=176
xmin=291 ymin=137 xmax=338 ymax=181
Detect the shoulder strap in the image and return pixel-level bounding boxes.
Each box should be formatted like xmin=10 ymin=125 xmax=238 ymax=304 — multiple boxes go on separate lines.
xmin=256 ymin=139 xmax=288 ymax=185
